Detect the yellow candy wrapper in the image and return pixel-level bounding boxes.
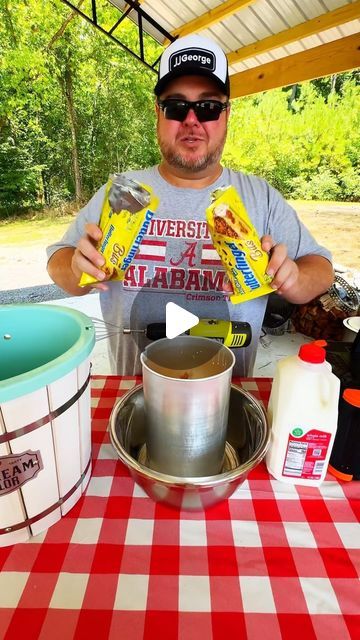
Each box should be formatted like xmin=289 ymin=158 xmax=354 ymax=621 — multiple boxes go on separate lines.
xmin=79 ymin=175 xmax=159 ymax=287
xmin=206 ymin=186 xmax=273 ymax=304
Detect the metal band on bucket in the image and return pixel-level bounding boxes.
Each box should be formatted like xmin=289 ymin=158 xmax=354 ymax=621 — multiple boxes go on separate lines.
xmin=0 ymin=370 xmax=91 ymax=444
xmin=0 ymin=456 xmax=92 ymax=534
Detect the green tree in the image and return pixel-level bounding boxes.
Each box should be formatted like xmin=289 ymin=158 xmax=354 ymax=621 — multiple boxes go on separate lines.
xmin=0 ymin=0 xmax=160 ymax=213
xmin=224 ymin=80 xmax=360 ymax=201
xmin=0 ymin=0 xmax=359 ymax=214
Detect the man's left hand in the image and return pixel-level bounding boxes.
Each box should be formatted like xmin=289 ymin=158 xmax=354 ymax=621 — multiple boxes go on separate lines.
xmin=261 ymin=235 xmax=299 ymax=295
xmin=261 ymin=234 xmax=334 ymax=304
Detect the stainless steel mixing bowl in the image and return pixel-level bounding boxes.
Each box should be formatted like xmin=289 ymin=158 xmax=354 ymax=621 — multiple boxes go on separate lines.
xmin=109 ymin=384 xmax=270 ymax=510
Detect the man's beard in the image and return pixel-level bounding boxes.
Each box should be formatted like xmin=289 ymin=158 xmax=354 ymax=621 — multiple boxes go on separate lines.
xmin=158 ymin=130 xmax=226 ymax=172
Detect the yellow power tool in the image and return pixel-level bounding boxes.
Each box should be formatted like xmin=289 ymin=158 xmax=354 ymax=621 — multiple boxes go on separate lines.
xmin=124 ymin=319 xmax=251 ymax=348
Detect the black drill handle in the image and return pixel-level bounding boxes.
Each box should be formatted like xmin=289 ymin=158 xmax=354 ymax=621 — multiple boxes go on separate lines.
xmin=230 ymin=321 xmax=252 ymax=347
xmin=146 ymin=323 xmax=167 ymax=340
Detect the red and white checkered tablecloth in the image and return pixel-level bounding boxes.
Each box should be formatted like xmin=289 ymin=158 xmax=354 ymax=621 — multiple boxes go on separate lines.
xmin=0 ymin=376 xmax=359 ymax=640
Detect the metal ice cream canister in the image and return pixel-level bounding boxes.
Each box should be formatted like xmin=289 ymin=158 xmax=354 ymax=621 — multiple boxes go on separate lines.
xmin=140 ymin=336 xmax=235 ymax=477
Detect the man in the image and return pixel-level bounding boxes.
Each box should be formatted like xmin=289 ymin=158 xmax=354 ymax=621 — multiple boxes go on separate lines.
xmin=47 ymin=34 xmax=333 ymax=375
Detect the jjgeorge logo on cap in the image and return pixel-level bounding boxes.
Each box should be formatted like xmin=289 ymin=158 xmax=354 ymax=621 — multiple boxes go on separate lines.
xmin=154 ymin=34 xmax=230 ymax=98
xmin=170 ymin=48 xmax=216 ymax=72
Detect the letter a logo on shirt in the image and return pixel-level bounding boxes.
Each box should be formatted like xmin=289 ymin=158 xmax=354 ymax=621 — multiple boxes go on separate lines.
xmin=170 ymin=241 xmax=197 ymax=267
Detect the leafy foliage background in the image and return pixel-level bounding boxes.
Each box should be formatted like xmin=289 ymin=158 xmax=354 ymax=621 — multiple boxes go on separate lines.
xmin=0 ymin=0 xmax=359 ymax=215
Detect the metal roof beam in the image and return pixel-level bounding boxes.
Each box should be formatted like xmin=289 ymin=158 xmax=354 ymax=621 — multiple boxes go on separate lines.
xmin=59 ymin=0 xmax=174 ymax=71
xmin=230 ymin=32 xmax=360 ymax=98
xmin=167 ymin=0 xmax=256 ymax=41
xmin=109 ymin=0 xmax=175 ymax=41
xmin=228 ymin=1 xmax=360 ymax=66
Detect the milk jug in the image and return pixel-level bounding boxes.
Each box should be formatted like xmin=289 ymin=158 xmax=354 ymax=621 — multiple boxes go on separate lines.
xmin=266 ymin=343 xmax=340 ymax=486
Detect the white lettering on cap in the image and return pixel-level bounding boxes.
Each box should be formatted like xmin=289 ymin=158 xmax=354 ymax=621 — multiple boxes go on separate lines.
xmin=169 ymin=47 xmax=216 ymax=73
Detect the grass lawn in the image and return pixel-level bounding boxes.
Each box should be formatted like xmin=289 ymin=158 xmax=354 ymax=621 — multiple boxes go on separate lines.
xmin=0 ymin=214 xmax=75 ymax=246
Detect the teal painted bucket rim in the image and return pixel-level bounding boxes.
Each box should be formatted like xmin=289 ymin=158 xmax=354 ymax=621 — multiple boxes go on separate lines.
xmin=0 ymin=304 xmax=95 ymax=403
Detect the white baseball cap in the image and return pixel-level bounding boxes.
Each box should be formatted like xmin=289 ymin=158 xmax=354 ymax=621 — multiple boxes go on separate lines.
xmin=154 ymin=34 xmax=230 ymax=97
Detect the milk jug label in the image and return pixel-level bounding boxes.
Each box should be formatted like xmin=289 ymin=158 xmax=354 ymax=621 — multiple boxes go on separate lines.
xmin=282 ymin=430 xmax=331 ymax=480
xmin=0 ymin=450 xmax=43 ymax=496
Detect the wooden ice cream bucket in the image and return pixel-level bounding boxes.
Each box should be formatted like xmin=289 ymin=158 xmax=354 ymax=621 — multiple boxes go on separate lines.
xmin=0 ymin=305 xmax=95 ymax=547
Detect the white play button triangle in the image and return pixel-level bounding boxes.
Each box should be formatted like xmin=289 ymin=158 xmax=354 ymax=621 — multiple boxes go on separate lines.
xmin=166 ymin=302 xmax=199 ymax=339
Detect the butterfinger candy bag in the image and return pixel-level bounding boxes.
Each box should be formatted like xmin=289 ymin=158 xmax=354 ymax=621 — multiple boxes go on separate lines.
xmin=79 ymin=175 xmax=159 ymax=287
xmin=206 ymin=185 xmax=273 ymax=304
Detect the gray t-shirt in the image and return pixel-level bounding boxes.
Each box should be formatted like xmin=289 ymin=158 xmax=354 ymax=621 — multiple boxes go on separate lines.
xmin=47 ymin=166 xmax=331 ymax=375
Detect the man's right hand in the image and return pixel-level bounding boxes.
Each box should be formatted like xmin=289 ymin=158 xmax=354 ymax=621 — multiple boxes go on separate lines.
xmin=71 ymin=223 xmax=110 ymax=291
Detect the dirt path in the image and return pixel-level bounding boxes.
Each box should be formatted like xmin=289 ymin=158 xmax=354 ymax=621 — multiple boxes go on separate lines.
xmin=1 ymin=245 xmax=53 ymax=291
xmin=294 ymin=202 xmax=360 ymax=272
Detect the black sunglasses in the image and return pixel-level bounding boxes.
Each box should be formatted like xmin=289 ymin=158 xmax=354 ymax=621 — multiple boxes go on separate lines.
xmin=157 ymin=99 xmax=229 ymax=122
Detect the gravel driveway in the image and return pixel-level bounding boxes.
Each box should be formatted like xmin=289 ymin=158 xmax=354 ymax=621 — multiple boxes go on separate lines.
xmin=0 ymin=284 xmax=69 ymax=305
xmin=1 ymin=245 xmax=70 ymax=304
xmin=0 ymin=243 xmax=75 ymax=304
